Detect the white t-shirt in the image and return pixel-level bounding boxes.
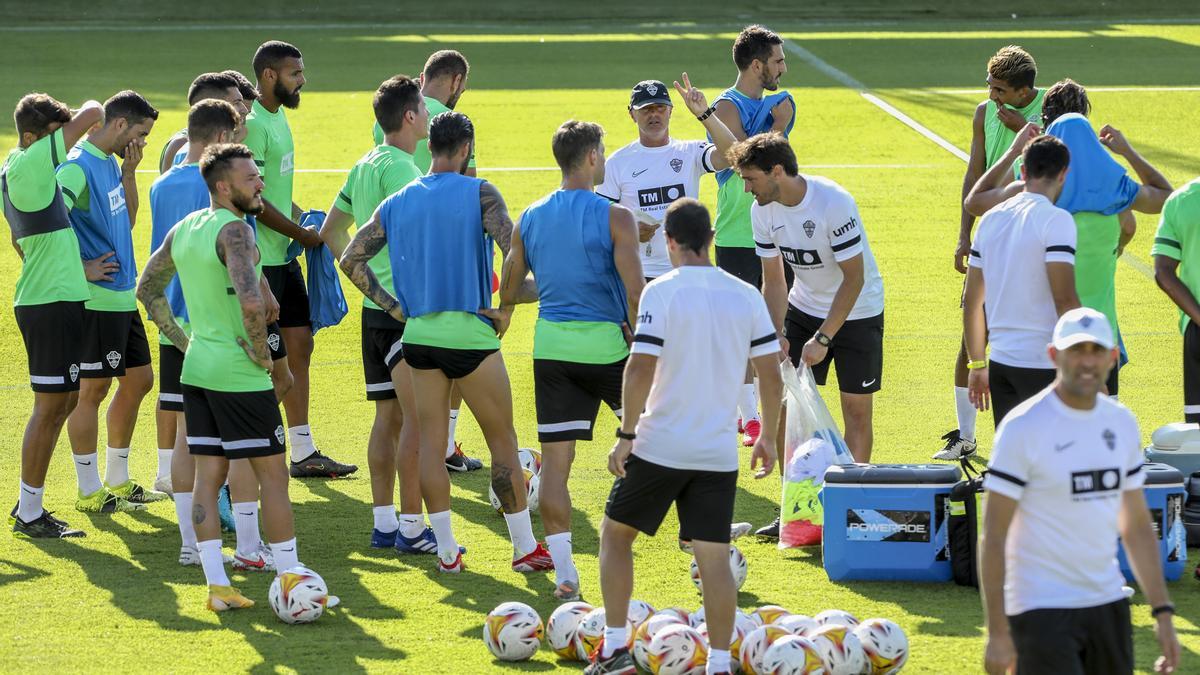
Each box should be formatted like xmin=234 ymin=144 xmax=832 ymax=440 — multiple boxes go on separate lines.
xmin=969 ymin=191 xmax=1077 ymax=369
xmin=983 ymin=388 xmax=1144 ymax=616
xmin=752 ymin=175 xmax=885 ymax=320
xmin=630 ymin=266 xmax=780 ymax=471
xmin=597 ymin=138 xmax=716 ymax=278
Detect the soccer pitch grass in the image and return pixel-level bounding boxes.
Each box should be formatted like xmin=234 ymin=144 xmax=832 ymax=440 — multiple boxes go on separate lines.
xmin=3 ymin=5 xmax=1200 ymax=672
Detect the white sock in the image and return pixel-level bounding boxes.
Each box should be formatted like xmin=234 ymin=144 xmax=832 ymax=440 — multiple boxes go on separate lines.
xmin=270 ymin=537 xmax=299 ymax=572
xmin=74 ymin=453 xmax=102 ymax=495
xmin=288 ymin=425 xmax=315 ymax=462
xmin=232 ymin=502 xmax=261 ymax=557
xmin=197 ymin=539 xmax=231 ymax=586
xmin=156 ymin=448 xmax=173 ymax=480
xmin=398 ymin=513 xmax=424 ymax=538
xmin=954 ymin=386 xmax=976 ymax=442
xmin=707 ymin=649 xmax=731 ymax=674
xmin=17 ymin=481 xmax=44 ymax=522
xmin=175 ymin=492 xmax=197 ymax=548
xmin=546 ymin=532 xmax=577 ymax=585
xmin=105 ymin=446 xmax=130 ymax=487
xmin=428 ymin=510 xmax=459 ymax=564
xmin=373 ymin=505 xmax=399 ymax=533
xmin=602 ymin=625 xmax=628 ymax=658
xmin=503 ymin=509 xmax=538 ymax=557
xmin=445 ymin=409 xmax=459 ymax=458
xmin=738 ymin=383 xmax=759 ymax=423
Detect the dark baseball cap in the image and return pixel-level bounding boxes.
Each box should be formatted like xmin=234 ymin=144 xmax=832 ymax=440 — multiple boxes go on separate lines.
xmin=629 ymin=80 xmax=672 ymax=109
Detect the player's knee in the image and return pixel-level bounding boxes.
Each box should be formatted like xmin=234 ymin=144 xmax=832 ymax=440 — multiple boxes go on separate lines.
xmin=78 ymin=378 xmax=112 ymax=405
xmin=123 ymin=367 xmax=154 ymax=398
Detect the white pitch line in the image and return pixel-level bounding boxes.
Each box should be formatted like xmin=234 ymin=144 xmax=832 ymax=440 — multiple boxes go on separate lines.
xmin=133 ymin=163 xmax=941 ymax=175
xmin=930 ymin=86 xmax=1200 ymax=95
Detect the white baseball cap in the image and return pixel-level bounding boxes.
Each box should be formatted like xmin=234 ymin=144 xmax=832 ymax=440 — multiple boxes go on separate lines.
xmin=1052 ymin=307 xmax=1114 ymax=350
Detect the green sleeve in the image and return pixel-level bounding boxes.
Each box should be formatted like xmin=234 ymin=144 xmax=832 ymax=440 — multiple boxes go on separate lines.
xmin=1152 ymin=197 xmax=1183 ymax=261
xmin=333 ymin=167 xmax=355 ymax=215
xmin=5 ymin=129 xmax=67 ymax=211
xmin=243 ymin=117 xmax=268 ymax=170
xmin=55 ymin=161 xmax=87 ymax=211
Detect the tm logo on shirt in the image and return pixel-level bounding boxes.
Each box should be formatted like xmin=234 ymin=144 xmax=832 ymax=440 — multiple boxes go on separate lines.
xmin=638 ymin=184 xmax=685 ymax=208
xmin=1071 ymin=468 xmax=1121 ymax=498
xmin=280 ymin=152 xmax=295 ymax=175
xmin=107 ymin=185 xmax=126 ymax=215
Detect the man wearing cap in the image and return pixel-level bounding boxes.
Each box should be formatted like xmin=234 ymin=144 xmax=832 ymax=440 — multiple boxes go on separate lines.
xmin=964 ymin=131 xmax=1081 ymax=428
xmin=979 ymin=306 xmax=1181 ymax=675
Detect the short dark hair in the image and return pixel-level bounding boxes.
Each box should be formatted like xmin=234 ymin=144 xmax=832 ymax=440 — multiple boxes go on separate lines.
xmin=187 ymin=99 xmax=240 ymax=144
xmin=200 ymin=143 xmax=254 ymax=191
xmin=252 ymin=40 xmax=302 ymax=79
xmin=551 ymin=120 xmax=604 ymax=172
xmin=733 ymin=25 xmax=783 ymax=71
xmin=664 ymin=198 xmax=713 ymax=254
xmin=222 ymin=70 xmax=258 ymax=102
xmin=1023 ymin=135 xmax=1070 ymax=180
xmin=727 ymin=132 xmax=798 ymax=177
xmin=1042 ymin=79 xmax=1091 ymax=126
xmin=187 ymin=72 xmax=239 ymax=106
xmin=13 ymin=93 xmax=72 ymax=138
xmin=374 ymin=75 xmax=422 ymax=134
xmin=423 ymin=49 xmax=469 ymax=82
xmin=428 ymin=111 xmax=474 ymax=157
xmin=104 ymin=90 xmax=159 ymax=126
xmin=987 ymin=45 xmax=1037 ymax=90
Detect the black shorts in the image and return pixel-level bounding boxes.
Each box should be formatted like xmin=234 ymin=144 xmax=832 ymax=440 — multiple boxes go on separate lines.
xmin=15 ymin=301 xmax=84 ymax=393
xmin=989 ymin=360 xmax=1056 ymax=429
xmin=182 ymin=384 xmax=286 ymax=460
xmin=533 ymin=358 xmax=624 ymax=442
xmin=1186 ymin=321 xmax=1200 ymax=423
xmin=79 ymin=309 xmax=152 ymax=378
xmin=1008 ymin=599 xmax=1132 ymax=675
xmin=362 ymin=307 xmax=405 ymax=401
xmin=403 ymin=343 xmax=497 ymax=380
xmin=605 ymin=455 xmax=737 ymax=543
xmin=785 ymin=306 xmax=884 ymax=394
xmin=715 ymin=245 xmax=794 ymax=289
xmin=263 ymin=260 xmax=310 ymax=328
xmin=159 ymin=344 xmax=184 ymax=411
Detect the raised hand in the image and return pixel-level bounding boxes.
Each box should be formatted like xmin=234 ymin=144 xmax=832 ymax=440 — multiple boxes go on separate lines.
xmin=672 ymin=72 xmax=710 ymax=117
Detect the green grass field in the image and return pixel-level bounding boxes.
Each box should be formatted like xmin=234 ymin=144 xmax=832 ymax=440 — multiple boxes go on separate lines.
xmin=2 ymin=3 xmax=1200 ymax=672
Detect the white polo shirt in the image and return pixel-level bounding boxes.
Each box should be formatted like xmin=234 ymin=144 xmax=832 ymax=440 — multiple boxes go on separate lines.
xmin=630 ymin=266 xmax=780 ymax=471
xmin=969 ymin=191 xmax=1077 ymax=369
xmin=984 ymin=388 xmax=1144 ymax=615
xmin=752 ymin=175 xmax=884 ymax=320
xmin=597 ymin=138 xmax=716 ymax=279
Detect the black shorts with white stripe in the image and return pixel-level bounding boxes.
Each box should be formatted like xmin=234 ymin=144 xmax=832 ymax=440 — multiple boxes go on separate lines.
xmin=361 ymin=307 xmax=405 ymax=401
xmin=159 ymin=344 xmax=185 ymax=412
xmin=533 ymin=358 xmax=625 ymax=442
xmin=15 ymin=300 xmax=84 ymax=393
xmin=1185 ymin=321 xmax=1200 ymax=424
xmin=182 ymin=384 xmax=285 ymax=460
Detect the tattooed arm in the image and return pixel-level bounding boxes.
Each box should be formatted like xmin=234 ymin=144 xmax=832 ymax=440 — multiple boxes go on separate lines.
xmin=216 ymin=219 xmax=271 ymax=370
xmin=339 ymin=212 xmax=405 ymax=322
xmin=136 ymin=225 xmax=190 ymax=351
xmin=481 ymin=181 xmax=537 ymax=304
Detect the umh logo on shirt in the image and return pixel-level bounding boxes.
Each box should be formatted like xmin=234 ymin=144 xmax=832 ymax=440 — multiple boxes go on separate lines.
xmin=107 ymin=185 xmax=126 ymax=215
xmin=280 ymin=152 xmax=295 ymax=175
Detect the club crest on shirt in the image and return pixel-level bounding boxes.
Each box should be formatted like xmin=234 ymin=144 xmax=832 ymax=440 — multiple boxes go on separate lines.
xmin=670 ymin=158 xmax=683 ymax=173
xmin=802 ymin=220 xmax=816 ymax=238
xmin=105 ymin=350 xmax=122 ymax=369
xmin=1103 ymin=428 xmax=1116 ymax=451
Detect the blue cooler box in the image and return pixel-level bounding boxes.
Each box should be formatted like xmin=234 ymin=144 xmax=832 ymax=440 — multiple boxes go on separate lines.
xmin=822 ymin=464 xmax=961 ymax=582
xmin=1117 ymin=462 xmax=1187 ymax=582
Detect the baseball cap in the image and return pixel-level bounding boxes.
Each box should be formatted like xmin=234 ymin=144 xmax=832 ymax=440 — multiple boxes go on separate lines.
xmin=630 ymin=80 xmax=672 ymax=109
xmin=1052 ymin=307 xmax=1114 ymax=350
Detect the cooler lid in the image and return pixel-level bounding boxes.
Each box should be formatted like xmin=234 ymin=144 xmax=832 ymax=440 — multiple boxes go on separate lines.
xmin=824 ymin=463 xmax=962 ymax=485
xmin=1141 ymin=462 xmax=1185 ymax=486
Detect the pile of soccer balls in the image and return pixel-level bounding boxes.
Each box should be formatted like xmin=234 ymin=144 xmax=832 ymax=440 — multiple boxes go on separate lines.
xmin=489 ymin=448 xmax=542 ymax=514
xmin=483 ymin=599 xmax=908 ymax=674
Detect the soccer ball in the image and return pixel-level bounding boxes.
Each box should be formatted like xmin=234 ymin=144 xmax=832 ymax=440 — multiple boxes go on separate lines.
xmin=482 ymin=601 xmax=544 ymax=662
xmin=813 ymin=609 xmax=859 ymax=629
xmin=853 ymin=618 xmax=909 ymax=674
xmin=688 ymin=606 xmax=705 ymax=628
xmin=739 ymin=624 xmax=791 ymax=675
xmin=546 ymin=601 xmax=593 ymax=661
xmin=635 ymin=613 xmax=686 ymax=671
xmin=656 ymin=607 xmax=693 ymax=625
xmin=689 ymin=545 xmax=749 ymax=593
xmin=735 ymin=611 xmax=759 ymax=638
xmin=808 ymin=624 xmax=867 ymax=675
xmin=752 ymin=604 xmax=792 ymax=626
xmin=696 ymin=620 xmax=747 ymax=662
xmin=488 ymin=467 xmax=539 ymax=514
xmin=518 ymin=447 xmax=542 ymax=474
xmin=574 ymin=608 xmax=633 ymax=661
xmin=647 ymin=623 xmax=708 ymax=675
xmin=762 ymin=634 xmax=827 ymax=675
xmin=777 ymin=614 xmax=819 ymax=637
xmin=628 ymin=599 xmax=657 ymax=628
xmin=268 ymin=566 xmax=331 ymax=624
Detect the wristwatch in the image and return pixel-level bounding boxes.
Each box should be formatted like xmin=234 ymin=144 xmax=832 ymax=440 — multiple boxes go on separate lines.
xmin=814 ymin=332 xmax=832 ymax=347
xmin=697 ymin=104 xmax=717 ymax=122
xmin=615 ymin=428 xmax=636 ymax=441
